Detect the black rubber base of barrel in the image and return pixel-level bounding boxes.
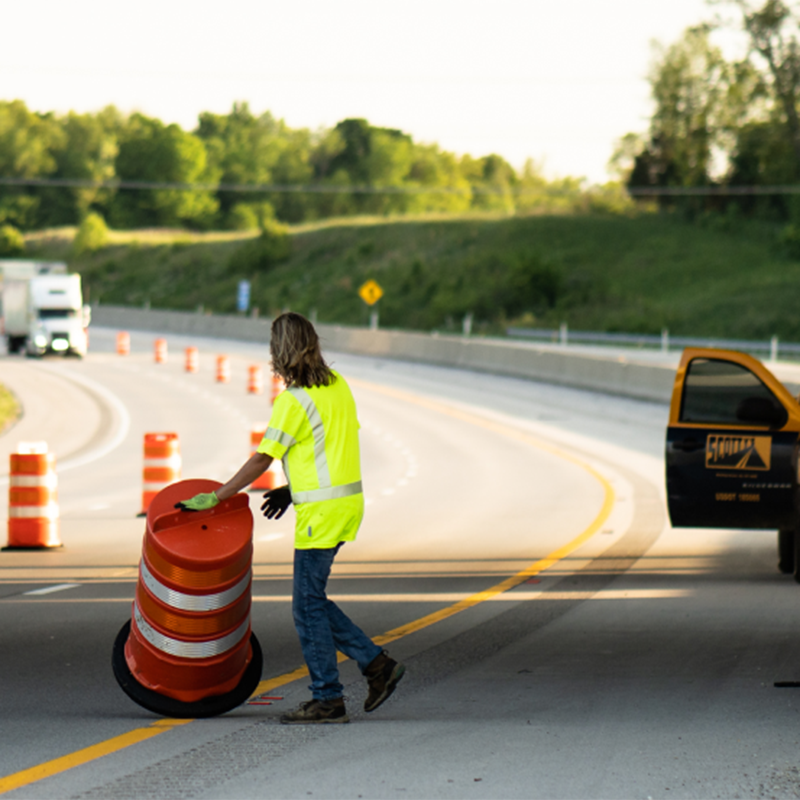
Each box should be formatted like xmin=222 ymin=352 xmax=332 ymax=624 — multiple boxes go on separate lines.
xmin=112 ymin=620 xmax=263 ymax=718
xmin=1 ymin=544 xmax=63 ymax=551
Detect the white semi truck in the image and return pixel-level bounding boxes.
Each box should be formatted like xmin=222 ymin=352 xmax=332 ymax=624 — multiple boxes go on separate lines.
xmin=3 ymin=273 xmax=89 ymax=357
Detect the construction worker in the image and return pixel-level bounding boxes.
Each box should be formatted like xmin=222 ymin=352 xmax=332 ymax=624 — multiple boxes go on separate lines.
xmin=176 ymin=312 xmax=405 ymax=724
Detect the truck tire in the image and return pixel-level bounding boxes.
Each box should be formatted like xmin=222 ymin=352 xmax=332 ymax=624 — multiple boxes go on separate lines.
xmin=779 ymin=529 xmax=794 ymax=574
xmin=6 ymin=336 xmax=23 ymax=354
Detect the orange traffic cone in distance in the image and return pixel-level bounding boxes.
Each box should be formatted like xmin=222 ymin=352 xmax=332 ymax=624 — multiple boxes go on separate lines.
xmin=116 ymin=331 xmax=130 ymax=355
xmin=154 ymin=338 xmax=167 ymax=364
xmin=249 ymin=426 xmax=274 ymax=490
xmin=141 ymin=433 xmax=181 ymax=515
xmin=185 ymin=347 xmax=199 ymax=373
xmin=216 ymin=355 xmax=230 ymax=383
xmin=247 ymin=365 xmax=263 ymax=394
xmin=5 ymin=442 xmax=61 ymax=549
xmin=270 ymin=372 xmax=284 ymax=404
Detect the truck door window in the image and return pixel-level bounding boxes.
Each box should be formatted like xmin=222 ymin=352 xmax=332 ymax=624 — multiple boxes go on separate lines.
xmin=38 ymin=308 xmax=76 ymax=319
xmin=680 ymin=358 xmax=786 ymax=427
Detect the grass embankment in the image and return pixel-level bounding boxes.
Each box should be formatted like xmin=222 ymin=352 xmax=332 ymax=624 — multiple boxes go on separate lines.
xmin=24 ymin=212 xmax=800 ymax=340
xmin=0 ymin=383 xmax=20 ymax=434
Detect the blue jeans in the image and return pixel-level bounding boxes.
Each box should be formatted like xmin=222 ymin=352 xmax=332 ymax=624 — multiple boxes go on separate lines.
xmin=293 ymin=544 xmax=382 ymax=701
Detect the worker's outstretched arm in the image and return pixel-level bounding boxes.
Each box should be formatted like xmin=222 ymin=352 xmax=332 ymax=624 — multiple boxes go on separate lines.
xmin=175 ymin=453 xmax=274 ymax=511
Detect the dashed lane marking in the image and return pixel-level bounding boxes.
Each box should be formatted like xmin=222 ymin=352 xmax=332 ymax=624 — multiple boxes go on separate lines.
xmin=23 ymin=584 xmax=80 ymax=596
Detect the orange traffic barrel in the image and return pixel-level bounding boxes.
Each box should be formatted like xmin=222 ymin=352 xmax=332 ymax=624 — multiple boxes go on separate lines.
xmin=116 ymin=331 xmax=130 ymax=356
xmin=216 ymin=355 xmax=230 ymax=384
xmin=141 ymin=433 xmax=181 ymax=515
xmin=249 ymin=425 xmax=284 ymax=491
xmin=185 ymin=347 xmax=199 ymax=373
xmin=154 ymin=338 xmax=168 ymax=364
xmin=4 ymin=442 xmax=61 ymax=549
xmin=247 ymin=365 xmax=263 ymax=395
xmin=270 ymin=372 xmax=284 ymax=404
xmin=113 ymin=478 xmax=262 ymax=717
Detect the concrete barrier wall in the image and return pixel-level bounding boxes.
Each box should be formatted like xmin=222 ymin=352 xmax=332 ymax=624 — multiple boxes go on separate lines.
xmin=91 ymin=305 xmax=273 ymax=342
xmin=91 ymin=305 xmax=676 ymax=403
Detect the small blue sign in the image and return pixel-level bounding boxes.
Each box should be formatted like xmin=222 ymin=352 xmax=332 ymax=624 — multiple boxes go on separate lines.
xmin=237 ymin=280 xmax=251 ymax=313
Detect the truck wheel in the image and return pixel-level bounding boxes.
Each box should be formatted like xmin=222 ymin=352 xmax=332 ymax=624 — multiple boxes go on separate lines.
xmin=779 ymin=529 xmax=794 ymax=574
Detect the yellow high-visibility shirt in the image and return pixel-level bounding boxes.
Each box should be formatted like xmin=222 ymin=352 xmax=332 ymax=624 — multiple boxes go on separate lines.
xmin=257 ymin=370 xmax=364 ymax=549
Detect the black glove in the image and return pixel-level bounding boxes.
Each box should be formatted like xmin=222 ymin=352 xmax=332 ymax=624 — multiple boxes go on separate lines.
xmin=261 ymin=486 xmax=292 ymax=520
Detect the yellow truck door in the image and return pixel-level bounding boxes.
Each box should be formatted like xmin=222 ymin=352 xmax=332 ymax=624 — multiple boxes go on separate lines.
xmin=666 ymin=348 xmax=800 ymax=537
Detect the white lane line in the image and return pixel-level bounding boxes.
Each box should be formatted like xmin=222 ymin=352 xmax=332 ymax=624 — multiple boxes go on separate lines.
xmin=0 ymin=365 xmax=132 ymax=486
xmin=258 ymin=533 xmax=285 ymax=542
xmin=24 ymin=584 xmax=80 ymax=596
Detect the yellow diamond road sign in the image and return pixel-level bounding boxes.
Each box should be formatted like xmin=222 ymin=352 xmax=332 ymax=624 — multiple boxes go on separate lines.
xmin=359 ymin=279 xmax=383 ymax=306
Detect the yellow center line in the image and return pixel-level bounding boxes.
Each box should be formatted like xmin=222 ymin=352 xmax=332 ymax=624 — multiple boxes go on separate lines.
xmin=0 ymin=720 xmax=192 ymax=795
xmin=0 ymin=377 xmax=615 ymax=795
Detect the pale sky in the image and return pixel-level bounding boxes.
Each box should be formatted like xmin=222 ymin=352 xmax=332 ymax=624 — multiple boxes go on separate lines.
xmin=1 ymin=0 xmax=744 ymax=184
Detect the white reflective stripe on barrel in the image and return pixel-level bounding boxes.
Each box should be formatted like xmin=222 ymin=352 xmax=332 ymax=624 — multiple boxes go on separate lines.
xmin=142 ymin=482 xmax=173 ymax=492
xmin=133 ymin=603 xmax=250 ymax=659
xmin=140 ymin=560 xmax=251 ymax=612
xmin=10 ymin=474 xmax=58 ymax=489
xmin=143 ymin=456 xmax=182 ymax=469
xmin=8 ymin=504 xmax=59 ymax=519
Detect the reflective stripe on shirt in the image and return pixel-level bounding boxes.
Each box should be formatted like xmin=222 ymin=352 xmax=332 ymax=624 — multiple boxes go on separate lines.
xmin=286 ymin=385 xmax=361 ymax=504
xmin=286 ymin=386 xmax=331 ymax=486
xmin=262 ymin=426 xmax=296 ymax=450
xmin=291 ymin=480 xmax=364 ymax=504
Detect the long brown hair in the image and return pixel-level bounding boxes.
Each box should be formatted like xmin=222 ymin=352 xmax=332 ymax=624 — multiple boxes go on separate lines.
xmin=270 ymin=312 xmax=335 ymax=388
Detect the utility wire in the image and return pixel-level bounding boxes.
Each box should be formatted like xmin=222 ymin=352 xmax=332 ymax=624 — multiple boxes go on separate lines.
xmin=0 ymin=177 xmax=508 ymax=196
xmin=0 ymin=176 xmax=797 ymax=197
xmin=628 ymin=185 xmax=800 ymax=196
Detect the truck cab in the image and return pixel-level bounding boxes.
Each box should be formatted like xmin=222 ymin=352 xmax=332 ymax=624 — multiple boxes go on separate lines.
xmin=4 ymin=274 xmax=88 ymax=357
xmin=666 ymin=348 xmax=800 ymax=579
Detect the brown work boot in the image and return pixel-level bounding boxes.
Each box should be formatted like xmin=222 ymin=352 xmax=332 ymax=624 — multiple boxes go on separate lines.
xmin=364 ymin=650 xmax=405 ymax=712
xmin=279 ymin=698 xmax=349 ymax=724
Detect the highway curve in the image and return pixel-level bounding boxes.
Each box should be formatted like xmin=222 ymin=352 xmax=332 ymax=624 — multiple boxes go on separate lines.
xmin=1 ymin=329 xmax=800 ymax=800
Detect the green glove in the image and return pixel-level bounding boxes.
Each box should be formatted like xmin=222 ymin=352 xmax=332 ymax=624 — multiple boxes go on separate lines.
xmin=174 ymin=492 xmax=219 ymax=512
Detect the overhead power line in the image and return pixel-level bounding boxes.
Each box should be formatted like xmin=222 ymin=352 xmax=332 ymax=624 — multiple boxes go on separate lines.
xmin=0 ymin=176 xmax=501 ymax=196
xmin=628 ymin=185 xmax=800 ymax=196
xmin=2 ymin=176 xmax=798 ymax=197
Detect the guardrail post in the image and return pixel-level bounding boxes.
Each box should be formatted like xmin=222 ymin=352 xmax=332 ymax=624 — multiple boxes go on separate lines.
xmin=559 ymin=322 xmax=568 ymax=346
xmin=463 ymin=312 xmax=473 ymax=337
xmin=771 ymin=336 xmax=779 ymax=362
xmin=661 ymin=328 xmax=669 ymax=353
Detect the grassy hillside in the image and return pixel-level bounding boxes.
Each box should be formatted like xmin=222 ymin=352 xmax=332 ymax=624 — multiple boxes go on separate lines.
xmin=0 ymin=383 xmax=20 ymax=434
xmin=24 ymin=211 xmax=800 ymax=340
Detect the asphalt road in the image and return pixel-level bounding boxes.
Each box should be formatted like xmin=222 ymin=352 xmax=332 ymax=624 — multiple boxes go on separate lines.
xmin=1 ymin=329 xmax=799 ymax=799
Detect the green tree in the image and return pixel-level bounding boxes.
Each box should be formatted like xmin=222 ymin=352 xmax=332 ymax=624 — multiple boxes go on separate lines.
xmin=724 ymin=0 xmax=800 ymax=176
xmin=46 ymin=108 xmax=122 ymax=225
xmin=0 ymin=101 xmax=62 ymax=229
xmin=320 ymin=119 xmax=417 ymax=215
xmin=0 ymin=224 xmax=24 ymax=256
xmin=73 ymin=211 xmax=110 ymax=254
xmin=403 ymin=144 xmax=472 ymax=214
xmin=632 ymin=26 xmax=732 ymax=195
xmin=460 ymin=153 xmax=517 ymax=212
xmin=196 ymin=103 xmax=314 ymax=225
xmin=112 ymin=114 xmax=219 ymax=228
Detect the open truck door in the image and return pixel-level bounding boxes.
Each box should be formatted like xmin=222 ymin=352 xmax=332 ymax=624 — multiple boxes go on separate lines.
xmin=666 ymin=348 xmax=800 ymax=579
